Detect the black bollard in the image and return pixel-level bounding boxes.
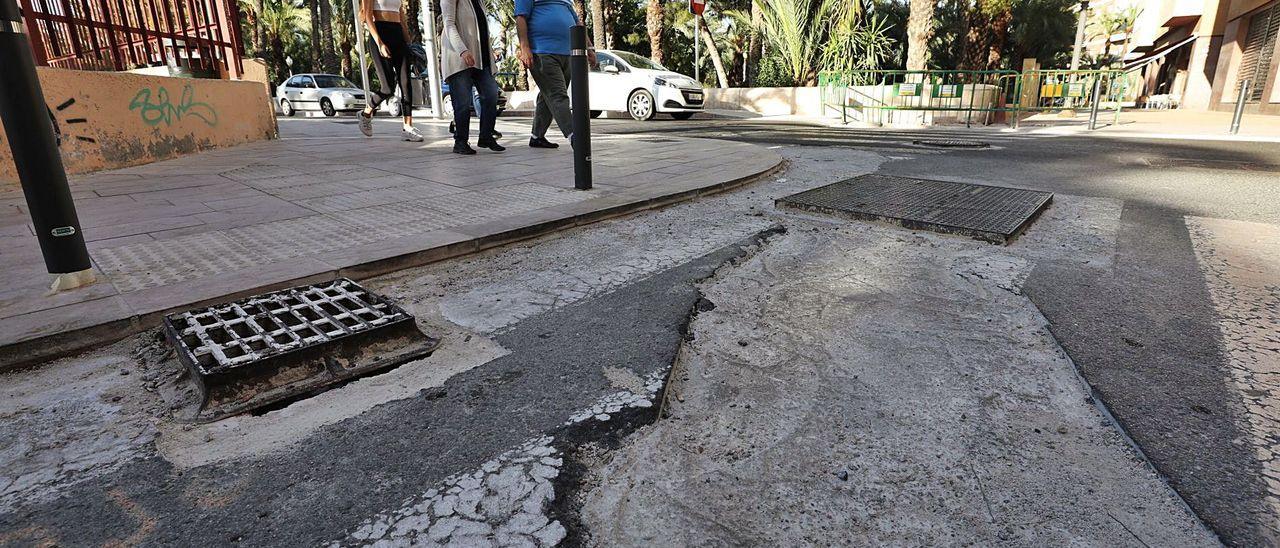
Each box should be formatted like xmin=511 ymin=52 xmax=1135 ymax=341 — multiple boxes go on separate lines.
xmin=569 ymin=25 xmax=592 ymax=191
xmin=0 ymin=0 xmax=92 ymax=276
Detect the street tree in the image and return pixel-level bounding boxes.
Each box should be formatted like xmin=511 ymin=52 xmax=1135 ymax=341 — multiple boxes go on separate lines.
xmin=697 ymin=12 xmax=730 ymax=87
xmin=647 ymin=0 xmax=664 ymax=64
xmin=906 ymin=0 xmax=935 ymax=70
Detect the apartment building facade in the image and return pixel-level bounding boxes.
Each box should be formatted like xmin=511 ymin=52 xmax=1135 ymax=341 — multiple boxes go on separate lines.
xmin=1119 ymin=0 xmax=1280 ymax=114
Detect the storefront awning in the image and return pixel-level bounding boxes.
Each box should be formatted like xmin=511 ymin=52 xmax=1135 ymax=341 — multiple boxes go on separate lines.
xmin=1123 ymin=35 xmax=1198 ymax=72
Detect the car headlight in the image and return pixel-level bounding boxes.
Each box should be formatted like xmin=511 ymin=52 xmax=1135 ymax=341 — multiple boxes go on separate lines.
xmin=655 ymin=77 xmax=679 ymax=88
xmin=341 ymin=92 xmax=356 ymax=100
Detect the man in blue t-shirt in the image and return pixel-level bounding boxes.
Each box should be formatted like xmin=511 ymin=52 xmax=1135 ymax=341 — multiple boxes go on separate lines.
xmin=515 ymin=0 xmax=594 ymax=148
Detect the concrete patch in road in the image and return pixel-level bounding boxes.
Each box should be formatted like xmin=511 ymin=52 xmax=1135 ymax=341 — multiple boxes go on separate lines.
xmin=577 ymin=219 xmax=1214 ymax=545
xmin=1186 ymin=215 xmax=1280 ymax=541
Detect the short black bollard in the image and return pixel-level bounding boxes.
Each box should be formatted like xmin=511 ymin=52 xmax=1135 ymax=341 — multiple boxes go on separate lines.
xmin=569 ymin=25 xmax=592 ymax=191
xmin=0 ymin=0 xmax=93 ymax=281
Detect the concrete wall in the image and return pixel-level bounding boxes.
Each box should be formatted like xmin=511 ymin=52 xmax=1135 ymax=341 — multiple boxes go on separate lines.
xmin=0 ymin=68 xmax=277 ymax=185
xmin=703 ymin=87 xmax=824 ymax=116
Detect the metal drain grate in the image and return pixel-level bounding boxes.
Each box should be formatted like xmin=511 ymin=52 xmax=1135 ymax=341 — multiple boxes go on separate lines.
xmin=912 ymin=139 xmax=990 ymax=149
xmin=164 ymin=278 xmax=438 ymax=421
xmin=776 ymin=174 xmax=1052 ymax=244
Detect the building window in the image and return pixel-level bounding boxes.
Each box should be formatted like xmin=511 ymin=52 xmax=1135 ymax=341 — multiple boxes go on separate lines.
xmin=1238 ymin=3 xmax=1280 ymax=102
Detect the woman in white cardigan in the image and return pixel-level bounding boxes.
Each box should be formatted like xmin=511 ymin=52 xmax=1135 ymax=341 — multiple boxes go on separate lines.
xmin=440 ymin=0 xmax=504 ymax=154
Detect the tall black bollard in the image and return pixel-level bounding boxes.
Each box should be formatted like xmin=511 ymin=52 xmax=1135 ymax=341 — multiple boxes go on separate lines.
xmin=0 ymin=0 xmax=92 ymax=278
xmin=569 ymin=25 xmax=592 ymax=191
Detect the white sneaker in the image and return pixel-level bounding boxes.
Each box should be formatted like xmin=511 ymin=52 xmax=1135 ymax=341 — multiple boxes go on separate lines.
xmin=402 ymin=125 xmax=424 ymax=142
xmin=358 ymin=110 xmax=374 ymax=137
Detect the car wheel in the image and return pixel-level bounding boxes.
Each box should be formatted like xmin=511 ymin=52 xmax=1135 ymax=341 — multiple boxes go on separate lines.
xmin=589 ymin=110 xmax=603 ymax=119
xmin=388 ymin=101 xmax=402 ymax=118
xmin=321 ymin=98 xmax=336 ymax=117
xmin=671 ymin=112 xmax=695 ymax=120
xmin=441 ymin=94 xmax=454 ymax=118
xmin=280 ymin=99 xmax=295 ymax=117
xmin=628 ymin=90 xmax=655 ymax=121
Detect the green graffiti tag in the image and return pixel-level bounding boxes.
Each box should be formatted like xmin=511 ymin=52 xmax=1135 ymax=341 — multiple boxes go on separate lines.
xmin=128 ymin=85 xmax=219 ymax=127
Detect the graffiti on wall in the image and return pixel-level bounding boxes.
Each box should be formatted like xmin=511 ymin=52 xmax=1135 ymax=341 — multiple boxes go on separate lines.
xmin=48 ymin=97 xmax=96 ymax=146
xmin=129 ymin=85 xmax=219 ymax=128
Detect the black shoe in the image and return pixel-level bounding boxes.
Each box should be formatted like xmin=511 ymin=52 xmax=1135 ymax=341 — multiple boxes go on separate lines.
xmin=453 ymin=143 xmax=477 ymax=155
xmin=477 ymin=139 xmax=506 ymax=152
xmin=492 ymin=130 xmax=504 ymax=139
xmin=529 ymin=136 xmax=559 ymax=149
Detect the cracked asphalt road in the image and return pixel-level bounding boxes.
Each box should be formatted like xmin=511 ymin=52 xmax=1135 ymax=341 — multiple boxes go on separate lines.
xmin=2 ymin=117 xmax=1277 ymax=546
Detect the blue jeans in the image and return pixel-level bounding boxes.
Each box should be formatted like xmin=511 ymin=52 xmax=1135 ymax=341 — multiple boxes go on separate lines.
xmin=446 ymin=67 xmax=500 ymax=145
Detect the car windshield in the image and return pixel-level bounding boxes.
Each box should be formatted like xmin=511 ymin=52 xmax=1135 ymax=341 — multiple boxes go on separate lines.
xmin=611 ymin=51 xmax=667 ymax=71
xmin=313 ymin=75 xmax=357 ymax=88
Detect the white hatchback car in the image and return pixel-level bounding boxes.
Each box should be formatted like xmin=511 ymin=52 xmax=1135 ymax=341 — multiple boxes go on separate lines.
xmin=587 ymin=50 xmax=704 ymax=121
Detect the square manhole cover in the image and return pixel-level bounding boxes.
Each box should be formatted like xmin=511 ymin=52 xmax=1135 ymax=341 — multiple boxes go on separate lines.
xmin=164 ymin=278 xmax=438 ymax=421
xmin=776 ymin=174 xmax=1052 ymax=244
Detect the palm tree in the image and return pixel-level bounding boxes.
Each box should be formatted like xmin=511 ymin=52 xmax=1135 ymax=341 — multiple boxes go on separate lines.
xmin=591 ymin=0 xmax=606 ymax=48
xmin=723 ymin=9 xmax=758 ymax=85
xmin=332 ymin=0 xmax=356 ymax=78
xmin=696 ymin=13 xmax=730 ymax=87
xmin=746 ymin=0 xmax=762 ymax=85
xmin=821 ymin=6 xmax=894 ymax=74
xmin=961 ymin=0 xmax=1013 ymax=71
xmin=753 ymin=0 xmax=837 ymax=85
xmin=906 ymin=0 xmax=934 ymax=70
xmin=1088 ymin=3 xmax=1142 ymax=67
xmin=646 ymin=0 xmax=664 ymax=64
xmin=317 ymin=0 xmax=338 ymax=71
xmin=242 ymin=0 xmax=268 ymax=56
xmin=261 ymin=0 xmax=309 ymax=81
xmin=308 ymin=0 xmax=322 ymax=68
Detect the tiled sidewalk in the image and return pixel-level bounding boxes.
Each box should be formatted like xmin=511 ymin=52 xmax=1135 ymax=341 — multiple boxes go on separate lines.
xmin=0 ymin=118 xmax=782 ymax=366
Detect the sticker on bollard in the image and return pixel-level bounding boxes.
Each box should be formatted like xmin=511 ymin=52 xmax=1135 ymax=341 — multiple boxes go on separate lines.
xmin=164 ymin=278 xmax=439 ymax=422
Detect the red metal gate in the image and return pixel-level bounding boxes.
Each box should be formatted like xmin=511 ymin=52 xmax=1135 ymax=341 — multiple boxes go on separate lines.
xmin=19 ymin=0 xmax=244 ymax=77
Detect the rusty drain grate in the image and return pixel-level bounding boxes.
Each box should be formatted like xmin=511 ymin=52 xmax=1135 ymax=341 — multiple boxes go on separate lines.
xmin=164 ymin=278 xmax=439 ymax=422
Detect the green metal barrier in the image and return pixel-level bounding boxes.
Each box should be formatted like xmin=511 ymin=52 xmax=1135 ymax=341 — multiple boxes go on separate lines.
xmin=1017 ymin=69 xmax=1127 ymax=128
xmin=820 ymin=69 xmax=1128 ymax=129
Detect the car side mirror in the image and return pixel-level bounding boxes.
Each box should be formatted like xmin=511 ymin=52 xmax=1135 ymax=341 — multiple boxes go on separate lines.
xmin=602 ymin=65 xmax=619 ymax=74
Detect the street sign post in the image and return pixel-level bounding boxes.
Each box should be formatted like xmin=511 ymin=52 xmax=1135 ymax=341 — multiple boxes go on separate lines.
xmin=690 ymin=0 xmax=706 ymax=83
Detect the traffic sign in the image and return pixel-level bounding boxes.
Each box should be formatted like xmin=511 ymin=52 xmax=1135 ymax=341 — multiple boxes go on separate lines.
xmin=689 ymin=0 xmax=706 ymax=15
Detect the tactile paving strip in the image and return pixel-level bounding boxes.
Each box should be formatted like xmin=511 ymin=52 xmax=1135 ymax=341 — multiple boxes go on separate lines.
xmin=92 ymin=183 xmax=595 ymax=292
xmin=776 ymin=174 xmax=1052 ymax=244
xmin=164 ymin=278 xmax=408 ymax=374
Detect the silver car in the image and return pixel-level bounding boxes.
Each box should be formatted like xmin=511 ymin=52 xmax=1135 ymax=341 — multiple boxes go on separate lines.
xmin=277 ymin=73 xmax=366 ymax=117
